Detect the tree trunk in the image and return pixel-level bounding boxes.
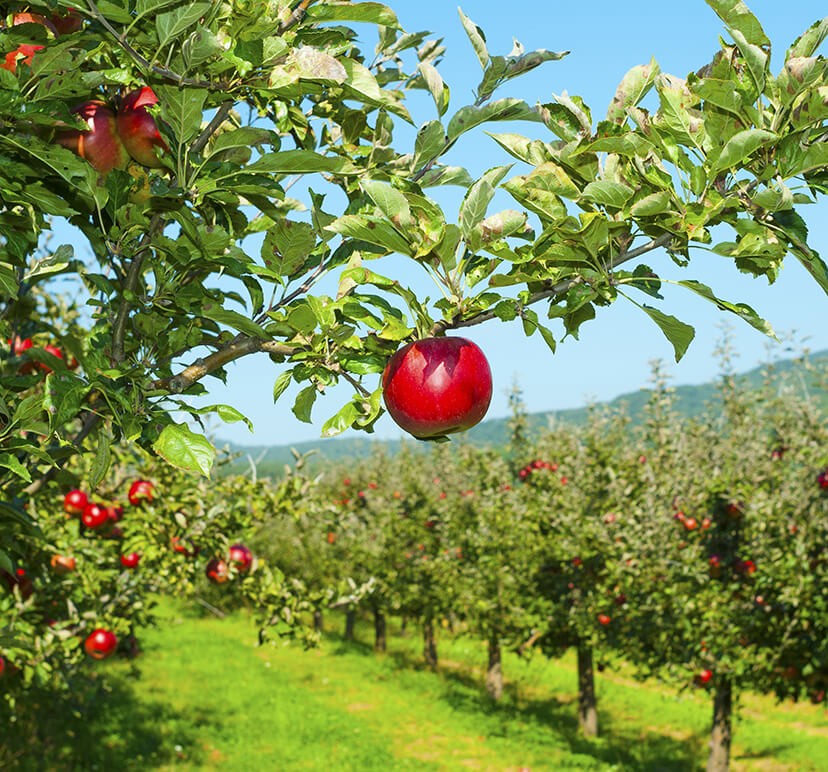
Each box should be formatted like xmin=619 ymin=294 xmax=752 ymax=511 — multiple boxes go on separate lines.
xmin=312 ymin=609 xmax=323 ymax=632
xmin=344 ymin=608 xmax=356 ymax=641
xmin=373 ymin=607 xmax=387 ymax=652
xmin=577 ymin=642 xmax=599 ymax=737
xmin=423 ymin=617 xmax=438 ymax=669
xmin=485 ymin=634 xmax=504 ymax=700
xmin=707 ymin=677 xmax=733 ymax=772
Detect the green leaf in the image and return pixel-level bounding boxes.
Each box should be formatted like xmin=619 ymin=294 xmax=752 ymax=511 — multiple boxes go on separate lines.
xmin=200 ymin=306 xmax=269 ymax=338
xmin=306 ymin=2 xmax=401 ymax=28
xmin=713 ymin=128 xmax=777 ymax=172
xmin=245 ymin=150 xmax=359 ymax=175
xmin=207 ymin=127 xmax=274 ymax=159
xmin=460 ymin=165 xmax=512 ymax=240
xmin=458 ymin=8 xmax=489 ymax=69
xmin=0 ymin=502 xmax=33 ymax=528
xmin=273 ymin=370 xmax=293 ymax=403
xmin=418 ymin=64 xmax=450 ymax=118
xmin=581 ymin=181 xmax=634 ymax=209
xmin=413 ymin=120 xmax=447 ymax=171
xmin=321 ymin=401 xmax=361 ymax=437
xmin=361 ymin=180 xmax=412 ymax=229
xmin=0 ymin=453 xmax=32 ymax=483
xmin=630 ymin=191 xmax=673 ymax=216
xmin=678 ymin=279 xmax=776 ymax=337
xmin=153 ymin=423 xmax=215 ymax=477
xmin=786 ymin=18 xmax=828 ymax=59
xmin=704 ymin=0 xmax=770 ymax=47
xmin=264 ymin=220 xmax=317 ymax=278
xmin=607 ymin=58 xmax=661 ymax=124
xmin=192 ymin=404 xmax=253 ymax=431
xmin=88 ymin=428 xmax=112 ymax=490
xmin=447 ymin=99 xmax=540 ymax=142
xmin=640 ymin=305 xmax=695 ymax=361
xmin=157 ymin=85 xmax=207 ymax=144
xmin=156 ymin=4 xmax=212 ymax=48
xmin=292 ymin=385 xmax=318 ymax=424
xmin=326 ymin=214 xmax=413 ymax=256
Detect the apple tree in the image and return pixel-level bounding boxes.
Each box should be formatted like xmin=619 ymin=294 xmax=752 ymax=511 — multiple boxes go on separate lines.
xmin=2 ymin=0 xmax=828 ymax=751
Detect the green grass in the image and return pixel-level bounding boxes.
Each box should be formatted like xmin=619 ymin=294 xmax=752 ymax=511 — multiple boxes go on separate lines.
xmin=6 ymin=602 xmax=828 ymax=771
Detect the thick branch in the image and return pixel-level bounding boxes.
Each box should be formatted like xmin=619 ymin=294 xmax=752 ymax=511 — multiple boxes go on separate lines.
xmin=431 ymin=232 xmax=675 ymax=336
xmin=153 ymin=338 xmax=295 ymax=393
xmin=191 ymin=101 xmax=235 ymax=156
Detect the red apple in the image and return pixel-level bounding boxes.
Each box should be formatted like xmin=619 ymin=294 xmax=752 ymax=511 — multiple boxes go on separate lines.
xmin=205 ymin=558 xmax=229 ymax=584
xmin=228 ymin=543 xmax=253 ymax=573
xmin=50 ymin=554 xmax=76 ymax=574
xmin=698 ymin=669 xmax=713 ymax=685
xmin=597 ymin=613 xmax=611 ymax=626
xmin=683 ymin=517 xmax=698 ymax=531
xmin=50 ymin=8 xmax=83 ymax=35
xmin=63 ymin=488 xmax=88 ymax=516
xmin=0 ymin=656 xmax=5 ymax=677
xmin=56 ymin=101 xmax=130 ymax=175
xmin=116 ymin=87 xmax=169 ymax=168
xmin=127 ymin=479 xmax=154 ymax=506
xmin=81 ymin=502 xmax=109 ymax=529
xmin=326 ymin=531 xmax=336 ymax=545
xmin=107 ymin=504 xmax=124 ymax=523
xmin=120 ymin=552 xmax=141 ymax=569
xmin=381 ymin=337 xmax=492 ymax=439
xmin=171 ymin=536 xmax=199 ymax=556
xmin=83 ymin=628 xmax=118 ymax=660
xmin=818 ymin=468 xmax=828 ymax=490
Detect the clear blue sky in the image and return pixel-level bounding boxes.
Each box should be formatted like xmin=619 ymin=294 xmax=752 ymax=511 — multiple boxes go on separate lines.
xmin=199 ymin=1 xmax=828 ymax=447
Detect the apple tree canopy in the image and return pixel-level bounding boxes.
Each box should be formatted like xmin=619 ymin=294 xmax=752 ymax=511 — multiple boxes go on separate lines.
xmin=0 ymin=0 xmax=827 ymax=481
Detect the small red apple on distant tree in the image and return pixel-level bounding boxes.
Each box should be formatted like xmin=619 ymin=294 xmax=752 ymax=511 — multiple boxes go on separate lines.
xmin=63 ymin=489 xmax=88 ymax=516
xmin=228 ymin=543 xmax=253 ymax=573
xmin=698 ymin=669 xmax=713 ymax=685
xmin=381 ymin=336 xmax=493 ymax=439
xmin=128 ymin=479 xmax=155 ymax=505
xmin=597 ymin=613 xmax=611 ymax=626
xmin=50 ymin=554 xmax=77 ymax=574
xmin=116 ymin=87 xmax=169 ymax=168
xmin=0 ymin=656 xmax=6 ymax=677
xmin=205 ymin=558 xmax=229 ymax=584
xmin=83 ymin=628 xmax=118 ymax=660
xmin=81 ymin=502 xmax=109 ymax=529
xmin=326 ymin=531 xmax=336 ymax=545
xmin=56 ymin=101 xmax=130 ymax=175
xmin=120 ymin=552 xmax=141 ymax=569
xmin=818 ymin=468 xmax=828 ymax=490
xmin=171 ymin=536 xmax=199 ymax=556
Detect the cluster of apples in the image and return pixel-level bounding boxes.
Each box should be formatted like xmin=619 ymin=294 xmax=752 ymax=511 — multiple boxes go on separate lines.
xmin=2 ymin=11 xmax=168 ymax=175
xmin=8 ymin=335 xmax=77 ymax=374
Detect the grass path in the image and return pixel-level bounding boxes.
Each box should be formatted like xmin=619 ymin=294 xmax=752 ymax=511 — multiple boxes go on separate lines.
xmin=16 ymin=601 xmax=828 ymax=771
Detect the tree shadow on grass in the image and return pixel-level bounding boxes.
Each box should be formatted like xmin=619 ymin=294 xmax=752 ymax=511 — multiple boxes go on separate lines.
xmin=0 ymin=666 xmax=216 ymax=771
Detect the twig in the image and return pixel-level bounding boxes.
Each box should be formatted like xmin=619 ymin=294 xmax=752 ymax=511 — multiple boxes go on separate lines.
xmin=278 ymin=0 xmax=314 ymax=35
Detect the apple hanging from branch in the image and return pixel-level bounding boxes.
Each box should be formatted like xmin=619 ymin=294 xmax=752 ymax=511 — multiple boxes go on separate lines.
xmin=381 ymin=337 xmax=493 ymax=439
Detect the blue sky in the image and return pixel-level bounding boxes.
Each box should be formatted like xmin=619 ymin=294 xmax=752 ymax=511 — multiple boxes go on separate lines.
xmin=200 ymin=1 xmax=828 ymax=447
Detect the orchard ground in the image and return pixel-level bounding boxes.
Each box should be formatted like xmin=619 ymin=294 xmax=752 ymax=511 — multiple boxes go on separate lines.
xmin=6 ymin=598 xmax=827 ymax=771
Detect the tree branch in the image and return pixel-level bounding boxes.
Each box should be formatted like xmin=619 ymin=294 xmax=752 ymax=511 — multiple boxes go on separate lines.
xmin=85 ymin=0 xmax=229 ymax=90
xmin=152 ymin=338 xmax=295 ymax=394
xmin=431 ymin=232 xmax=675 ymax=336
xmin=278 ymin=0 xmax=314 ymax=35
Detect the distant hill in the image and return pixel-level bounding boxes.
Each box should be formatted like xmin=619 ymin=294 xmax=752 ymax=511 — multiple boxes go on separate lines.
xmin=217 ymin=348 xmax=828 ymax=477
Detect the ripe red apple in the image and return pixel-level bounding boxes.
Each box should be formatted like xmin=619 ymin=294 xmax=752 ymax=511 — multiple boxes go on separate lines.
xmin=818 ymin=468 xmax=828 ymax=490
xmin=116 ymin=87 xmax=169 ymax=168
xmin=683 ymin=517 xmax=698 ymax=531
xmin=83 ymin=628 xmax=118 ymax=660
xmin=50 ymin=554 xmax=76 ymax=574
xmin=63 ymin=488 xmax=88 ymax=516
xmin=127 ymin=479 xmax=154 ymax=506
xmin=228 ymin=543 xmax=253 ymax=573
xmin=171 ymin=536 xmax=199 ymax=556
xmin=50 ymin=8 xmax=83 ymax=35
xmin=326 ymin=531 xmax=336 ymax=545
xmin=120 ymin=552 xmax=141 ymax=569
xmin=205 ymin=558 xmax=229 ymax=584
xmin=597 ymin=613 xmax=611 ymax=626
xmin=382 ymin=337 xmax=492 ymax=439
xmin=56 ymin=101 xmax=130 ymax=175
xmin=81 ymin=502 xmax=109 ymax=529
xmin=698 ymin=669 xmax=713 ymax=685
